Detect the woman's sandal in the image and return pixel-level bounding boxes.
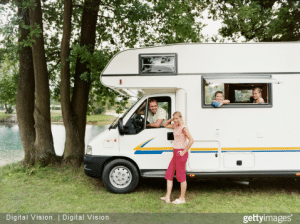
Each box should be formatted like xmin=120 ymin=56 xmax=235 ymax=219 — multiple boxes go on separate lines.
xmin=172 ymin=199 xmax=186 ymax=204
xmin=160 ymin=197 xmax=170 ymax=203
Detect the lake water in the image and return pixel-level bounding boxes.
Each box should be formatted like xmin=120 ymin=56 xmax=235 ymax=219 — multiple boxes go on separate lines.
xmin=0 ymin=123 xmax=107 ymax=167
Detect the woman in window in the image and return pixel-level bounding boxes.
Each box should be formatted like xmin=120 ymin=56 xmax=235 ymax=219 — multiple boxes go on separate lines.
xmin=252 ymin=87 xmax=265 ymax=104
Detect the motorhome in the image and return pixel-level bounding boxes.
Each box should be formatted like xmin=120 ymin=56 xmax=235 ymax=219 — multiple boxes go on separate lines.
xmin=84 ymin=42 xmax=300 ymax=193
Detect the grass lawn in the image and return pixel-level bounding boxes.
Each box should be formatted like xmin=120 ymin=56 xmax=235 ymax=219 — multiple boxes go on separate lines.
xmin=1 ymin=162 xmax=300 ymax=214
xmin=50 ymin=110 xmax=116 ymax=125
xmin=0 ymin=112 xmax=15 ymax=120
xmin=86 ymin=114 xmax=116 ymax=126
xmin=0 ymin=111 xmax=116 ymax=125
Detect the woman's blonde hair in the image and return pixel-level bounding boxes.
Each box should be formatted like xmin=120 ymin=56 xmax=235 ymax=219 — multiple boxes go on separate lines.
xmin=253 ymin=87 xmax=262 ymax=93
xmin=173 ymin=111 xmax=182 ymax=117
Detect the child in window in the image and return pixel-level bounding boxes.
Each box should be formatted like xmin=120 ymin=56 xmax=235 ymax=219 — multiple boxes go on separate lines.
xmin=212 ymin=91 xmax=230 ymax=108
xmin=252 ymin=87 xmax=265 ymax=104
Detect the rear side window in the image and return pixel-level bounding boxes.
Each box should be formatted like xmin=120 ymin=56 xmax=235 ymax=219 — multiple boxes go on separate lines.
xmin=139 ymin=54 xmax=177 ymax=74
xmin=202 ymin=77 xmax=273 ymax=108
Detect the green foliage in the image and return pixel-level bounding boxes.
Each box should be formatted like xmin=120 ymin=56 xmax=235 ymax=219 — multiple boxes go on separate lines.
xmin=208 ymin=0 xmax=300 ymax=42
xmin=0 ymin=53 xmax=18 ymax=113
xmin=159 ymin=102 xmax=168 ymax=113
xmin=235 ymin=89 xmax=252 ymax=102
xmin=205 ymin=83 xmax=224 ymax=104
xmin=5 ymin=106 xmax=14 ymax=113
xmin=148 ymin=0 xmax=206 ymax=44
xmin=0 ymin=0 xmax=209 ymax=117
xmin=92 ymin=106 xmax=106 ymax=115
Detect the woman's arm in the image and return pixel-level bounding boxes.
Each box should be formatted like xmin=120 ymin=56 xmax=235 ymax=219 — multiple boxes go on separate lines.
xmin=163 ymin=118 xmax=174 ymax=129
xmin=182 ymin=127 xmax=194 ymax=155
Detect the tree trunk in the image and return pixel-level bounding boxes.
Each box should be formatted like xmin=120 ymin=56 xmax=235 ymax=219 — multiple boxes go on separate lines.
xmin=16 ymin=0 xmax=36 ymax=166
xmin=60 ymin=0 xmax=82 ymax=167
xmin=62 ymin=0 xmax=100 ymax=167
xmin=29 ymin=0 xmax=57 ymax=165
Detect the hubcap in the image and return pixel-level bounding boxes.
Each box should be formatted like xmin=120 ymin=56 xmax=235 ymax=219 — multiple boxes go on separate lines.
xmin=109 ymin=166 xmax=132 ymax=188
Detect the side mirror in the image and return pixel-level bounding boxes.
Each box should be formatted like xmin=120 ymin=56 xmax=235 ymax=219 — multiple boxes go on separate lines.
xmin=118 ymin=117 xmax=124 ymax=135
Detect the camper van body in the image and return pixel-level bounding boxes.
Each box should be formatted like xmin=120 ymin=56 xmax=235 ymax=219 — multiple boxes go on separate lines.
xmin=84 ymin=43 xmax=300 ymax=193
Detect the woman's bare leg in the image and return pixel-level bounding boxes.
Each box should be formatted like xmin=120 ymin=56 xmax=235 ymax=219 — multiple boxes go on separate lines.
xmin=165 ymin=179 xmax=173 ymax=201
xmin=179 ymin=180 xmax=187 ymax=202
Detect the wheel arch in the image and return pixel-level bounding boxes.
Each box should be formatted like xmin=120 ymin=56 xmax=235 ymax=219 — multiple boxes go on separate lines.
xmin=102 ymin=156 xmax=141 ymax=177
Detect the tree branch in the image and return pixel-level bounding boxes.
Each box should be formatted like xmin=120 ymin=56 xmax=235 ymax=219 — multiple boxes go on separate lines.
xmin=47 ymin=50 xmax=60 ymax=58
xmin=73 ymin=2 xmax=114 ymax=19
xmin=0 ymin=0 xmax=10 ymax=5
xmin=72 ymin=4 xmax=83 ymax=9
xmin=98 ymin=14 xmax=112 ymax=19
xmin=48 ymin=59 xmax=60 ymax=77
xmin=99 ymin=1 xmax=115 ymax=12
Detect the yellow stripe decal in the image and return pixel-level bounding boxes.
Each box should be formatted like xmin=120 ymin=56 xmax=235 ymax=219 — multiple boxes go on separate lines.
xmin=134 ymin=139 xmax=300 ymax=153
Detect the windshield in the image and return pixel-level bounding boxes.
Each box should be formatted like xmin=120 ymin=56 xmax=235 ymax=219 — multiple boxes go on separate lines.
xmin=109 ymin=98 xmax=141 ymax=129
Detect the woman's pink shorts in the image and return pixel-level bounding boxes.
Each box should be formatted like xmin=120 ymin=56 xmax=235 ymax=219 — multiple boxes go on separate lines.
xmin=165 ymin=148 xmax=188 ymax=182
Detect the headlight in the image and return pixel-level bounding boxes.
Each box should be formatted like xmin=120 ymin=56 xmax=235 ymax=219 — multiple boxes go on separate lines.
xmin=86 ymin=145 xmax=92 ymax=155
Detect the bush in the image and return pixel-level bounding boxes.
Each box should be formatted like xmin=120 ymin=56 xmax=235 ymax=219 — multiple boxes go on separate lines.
xmin=6 ymin=106 xmax=13 ymax=114
xmin=93 ymin=106 xmax=106 ymax=115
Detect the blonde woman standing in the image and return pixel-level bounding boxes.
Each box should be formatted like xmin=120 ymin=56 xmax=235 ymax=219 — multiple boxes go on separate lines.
xmin=161 ymin=111 xmax=194 ymax=204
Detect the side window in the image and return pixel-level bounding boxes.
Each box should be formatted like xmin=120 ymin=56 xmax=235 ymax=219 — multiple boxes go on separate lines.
xmin=124 ymin=97 xmax=172 ymax=134
xmin=202 ymin=77 xmax=272 ymax=108
xmin=146 ymin=97 xmax=171 ymax=128
xmin=139 ymin=54 xmax=177 ymax=74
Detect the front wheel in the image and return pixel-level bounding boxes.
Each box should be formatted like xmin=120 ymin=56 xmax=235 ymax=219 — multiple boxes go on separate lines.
xmin=102 ymin=159 xmax=139 ymax=193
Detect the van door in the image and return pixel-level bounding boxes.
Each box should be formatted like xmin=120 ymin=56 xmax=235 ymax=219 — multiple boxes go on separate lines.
xmin=119 ymin=95 xmax=175 ymax=170
xmin=187 ymin=140 xmax=220 ymax=171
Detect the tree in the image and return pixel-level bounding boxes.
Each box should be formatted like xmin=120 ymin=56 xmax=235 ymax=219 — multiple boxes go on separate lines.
xmin=60 ymin=0 xmax=208 ymax=166
xmin=60 ymin=0 xmax=101 ymax=167
xmin=16 ymin=0 xmax=36 ymax=166
xmin=29 ymin=0 xmax=57 ymax=165
xmin=208 ymin=0 xmax=300 ymax=42
xmin=1 ymin=0 xmax=208 ymax=167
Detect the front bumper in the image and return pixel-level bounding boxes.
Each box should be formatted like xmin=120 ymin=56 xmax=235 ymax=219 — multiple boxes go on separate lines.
xmin=84 ymin=155 xmax=113 ymax=178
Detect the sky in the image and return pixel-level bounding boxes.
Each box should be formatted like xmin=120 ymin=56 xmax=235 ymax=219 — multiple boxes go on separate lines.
xmin=201 ymin=9 xmax=223 ymax=42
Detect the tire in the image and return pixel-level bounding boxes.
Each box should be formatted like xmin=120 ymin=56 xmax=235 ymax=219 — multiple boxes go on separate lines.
xmin=102 ymin=159 xmax=139 ymax=193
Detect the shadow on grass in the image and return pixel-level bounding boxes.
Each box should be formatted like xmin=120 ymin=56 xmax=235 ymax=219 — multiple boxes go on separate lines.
xmin=135 ymin=177 xmax=300 ymax=195
xmin=84 ymin=176 xmax=106 ymax=192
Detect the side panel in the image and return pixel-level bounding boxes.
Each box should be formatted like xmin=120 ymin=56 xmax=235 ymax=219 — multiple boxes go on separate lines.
xmin=89 ymin=128 xmax=120 ymax=156
xmin=223 ymin=152 xmax=255 ymax=168
xmin=187 ymin=141 xmax=220 ymax=171
xmin=192 ymin=74 xmax=300 ymax=171
xmin=102 ymin=43 xmax=300 ymax=76
xmin=119 ymin=128 xmax=173 ymax=169
xmin=90 ymin=74 xmax=300 ymax=174
xmin=119 ymin=94 xmax=176 ymax=170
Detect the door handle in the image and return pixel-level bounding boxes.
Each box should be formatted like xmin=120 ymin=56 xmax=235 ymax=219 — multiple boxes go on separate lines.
xmin=167 ymin=132 xmax=174 ymax=140
xmin=215 ymin=153 xmax=218 ymax=157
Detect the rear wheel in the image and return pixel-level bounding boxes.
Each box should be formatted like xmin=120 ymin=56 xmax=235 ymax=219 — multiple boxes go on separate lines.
xmin=102 ymin=159 xmax=139 ymax=193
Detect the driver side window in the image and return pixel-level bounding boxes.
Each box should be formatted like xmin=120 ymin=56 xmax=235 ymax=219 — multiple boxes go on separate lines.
xmin=146 ymin=97 xmax=171 ymax=129
xmin=124 ymin=100 xmax=147 ymax=135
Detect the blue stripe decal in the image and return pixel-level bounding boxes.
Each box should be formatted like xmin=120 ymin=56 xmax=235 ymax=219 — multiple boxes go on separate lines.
xmin=135 ymin=150 xmax=173 ymax=154
xmin=135 ymin=150 xmax=300 ymax=154
xmin=140 ymin=138 xmax=154 ymax=148
xmin=191 ymin=151 xmax=218 ymax=153
xmin=222 ymin=150 xmax=300 ymax=153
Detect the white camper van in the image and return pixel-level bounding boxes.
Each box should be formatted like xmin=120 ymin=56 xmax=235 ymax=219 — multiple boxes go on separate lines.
xmin=84 ymin=42 xmax=300 ymax=193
